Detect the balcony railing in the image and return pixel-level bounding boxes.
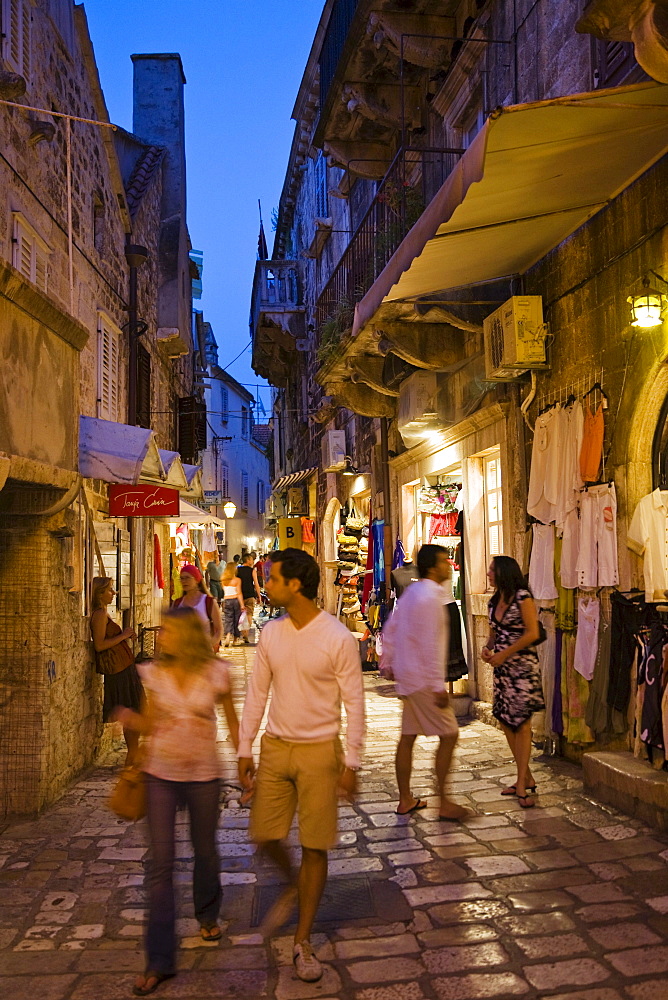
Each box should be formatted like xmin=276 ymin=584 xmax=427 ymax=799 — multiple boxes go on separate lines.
xmin=251 ymin=260 xmax=301 ymax=334
xmin=315 ymin=146 xmax=464 ymax=353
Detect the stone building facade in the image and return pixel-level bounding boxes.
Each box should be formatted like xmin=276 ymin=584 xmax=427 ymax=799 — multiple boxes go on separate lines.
xmin=251 ymin=0 xmax=668 ymax=813
xmin=0 ymin=1 xmax=200 ymax=817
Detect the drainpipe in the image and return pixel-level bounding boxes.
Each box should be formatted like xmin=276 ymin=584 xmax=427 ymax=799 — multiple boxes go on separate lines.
xmin=380 ymin=417 xmax=393 ymax=601
xmin=124 ymin=244 xmax=149 ymax=635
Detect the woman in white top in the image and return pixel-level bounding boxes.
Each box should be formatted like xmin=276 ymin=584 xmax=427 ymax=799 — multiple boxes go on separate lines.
xmin=113 ymin=606 xmax=239 ymax=997
xmin=173 ymin=563 xmax=222 ymax=652
xmin=220 ymin=560 xmax=244 ymax=647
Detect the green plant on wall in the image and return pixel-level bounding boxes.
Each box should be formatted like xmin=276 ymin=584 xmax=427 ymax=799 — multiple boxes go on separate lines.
xmin=316 ymin=297 xmax=355 ymax=367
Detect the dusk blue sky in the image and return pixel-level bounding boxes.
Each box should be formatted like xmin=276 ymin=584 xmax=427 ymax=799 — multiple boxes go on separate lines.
xmin=85 ymin=0 xmax=323 ymax=418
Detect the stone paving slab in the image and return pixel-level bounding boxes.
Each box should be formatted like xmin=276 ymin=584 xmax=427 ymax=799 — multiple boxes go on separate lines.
xmin=1 ymin=647 xmax=668 ymax=999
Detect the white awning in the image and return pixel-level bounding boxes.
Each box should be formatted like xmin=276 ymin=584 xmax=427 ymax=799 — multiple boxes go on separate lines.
xmin=157 ymin=498 xmax=225 ymax=526
xmin=78 ymin=416 xmax=201 ymax=495
xmin=353 ymin=81 xmax=668 ymax=338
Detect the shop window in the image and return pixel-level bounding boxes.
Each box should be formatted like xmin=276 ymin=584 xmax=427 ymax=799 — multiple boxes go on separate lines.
xmin=484 ymin=451 xmax=503 ymax=564
xmin=2 ymin=0 xmax=31 ymax=80
xmin=241 ymin=471 xmax=249 ymax=511
xmin=97 ymin=312 xmax=121 ymax=422
xmin=12 ymin=213 xmax=49 ymax=292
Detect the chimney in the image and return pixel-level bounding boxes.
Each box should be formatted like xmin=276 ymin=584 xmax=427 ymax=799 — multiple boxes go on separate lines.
xmin=131 ymin=53 xmax=186 ymax=220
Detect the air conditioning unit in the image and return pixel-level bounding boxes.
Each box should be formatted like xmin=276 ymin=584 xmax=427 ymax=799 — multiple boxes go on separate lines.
xmin=397 ymin=371 xmax=439 ymax=447
xmin=322 ymin=429 xmax=347 ymax=472
xmin=483 ymin=296 xmax=547 ymax=380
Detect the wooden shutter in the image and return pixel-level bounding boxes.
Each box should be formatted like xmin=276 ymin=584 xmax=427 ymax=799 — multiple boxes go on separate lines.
xmin=21 ymin=0 xmax=29 ymax=80
xmin=13 ymin=215 xmax=49 ymax=290
xmin=136 ymin=344 xmax=151 ymax=429
xmin=34 ymin=243 xmax=47 ymax=292
xmin=178 ymin=396 xmax=206 ymax=464
xmin=241 ymin=472 xmax=249 ymax=511
xmin=592 ymin=38 xmax=637 ymax=88
xmin=221 ymin=388 xmax=229 ymax=422
xmin=98 ymin=317 xmax=120 ymax=421
xmin=3 ymin=0 xmax=30 ymax=77
xmin=221 ymin=461 xmax=229 ymax=499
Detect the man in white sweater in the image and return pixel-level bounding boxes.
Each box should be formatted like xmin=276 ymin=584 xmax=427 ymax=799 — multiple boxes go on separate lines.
xmin=382 ymin=544 xmax=467 ymax=821
xmin=238 ymin=549 xmax=365 ymax=982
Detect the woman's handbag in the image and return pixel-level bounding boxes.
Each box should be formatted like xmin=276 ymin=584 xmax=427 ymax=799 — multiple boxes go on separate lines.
xmin=238 ymin=610 xmax=249 ymax=631
xmin=95 ymin=640 xmax=134 ymax=676
xmin=108 ymin=764 xmax=146 ymax=821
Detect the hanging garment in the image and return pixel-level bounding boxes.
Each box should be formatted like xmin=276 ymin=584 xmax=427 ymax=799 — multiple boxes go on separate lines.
xmin=170 ymin=557 xmax=183 ymax=601
xmin=559 ymin=507 xmax=580 ymax=590
xmin=361 ymin=506 xmax=375 ymax=611
xmin=575 ymin=483 xmax=619 ymax=588
xmin=428 ymin=511 xmax=459 ymax=540
xmin=573 ymin=597 xmax=600 ymax=681
xmin=561 ymin=632 xmax=595 ymax=745
xmin=554 ymin=536 xmax=576 ymax=630
xmin=446 ymin=602 xmax=468 ymax=682
xmin=392 ymin=536 xmax=407 ymax=570
xmin=371 ymin=519 xmax=385 ymax=590
xmin=537 ymin=611 xmax=557 ymax=739
xmin=580 ymin=403 xmax=605 ymax=482
xmin=154 ymin=533 xmax=165 ymax=590
xmin=201 ymin=526 xmax=216 ymax=552
xmin=555 ymin=400 xmax=585 ymax=530
xmin=585 ymin=599 xmax=627 ymax=737
xmin=638 ymin=622 xmax=668 ymax=754
xmin=608 ymin=590 xmax=645 ymax=713
xmin=301 ymin=518 xmax=315 ymax=543
xmin=527 ymin=406 xmax=562 ymax=523
xmin=528 ymin=523 xmax=558 ymax=600
xmin=627 ymin=489 xmax=668 ymax=602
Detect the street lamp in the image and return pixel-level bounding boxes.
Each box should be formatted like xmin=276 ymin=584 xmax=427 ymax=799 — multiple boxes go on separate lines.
xmin=628 ymin=275 xmax=666 ymax=328
xmin=223 ymin=500 xmax=237 ymax=518
xmin=342 ymin=456 xmax=358 ymax=476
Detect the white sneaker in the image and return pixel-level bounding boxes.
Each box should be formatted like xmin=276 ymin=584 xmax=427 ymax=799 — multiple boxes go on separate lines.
xmin=292 ymin=940 xmax=323 ymax=982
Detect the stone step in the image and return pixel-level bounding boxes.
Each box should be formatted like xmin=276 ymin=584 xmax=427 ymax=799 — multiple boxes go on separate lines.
xmin=583 ymin=750 xmax=668 ymax=833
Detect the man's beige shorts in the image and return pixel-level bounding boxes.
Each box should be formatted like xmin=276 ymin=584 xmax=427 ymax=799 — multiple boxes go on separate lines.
xmin=401 ymin=688 xmax=459 ymax=738
xmin=250 ymin=734 xmax=343 ymax=850
xmin=243 ymin=598 xmax=255 ymax=627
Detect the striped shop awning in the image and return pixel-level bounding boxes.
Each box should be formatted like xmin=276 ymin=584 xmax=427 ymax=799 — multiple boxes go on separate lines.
xmin=273 ymin=467 xmax=318 ymax=492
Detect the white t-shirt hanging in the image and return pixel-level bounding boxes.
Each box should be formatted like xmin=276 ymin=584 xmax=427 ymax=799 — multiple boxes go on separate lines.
xmin=527 ymin=406 xmax=562 ymax=524
xmin=627 ymin=489 xmax=668 ymax=602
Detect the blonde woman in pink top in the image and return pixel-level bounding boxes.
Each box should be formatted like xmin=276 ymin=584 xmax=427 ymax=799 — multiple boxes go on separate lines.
xmin=113 ymin=606 xmax=239 ymax=997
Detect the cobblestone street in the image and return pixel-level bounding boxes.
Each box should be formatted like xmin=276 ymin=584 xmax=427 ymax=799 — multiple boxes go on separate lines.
xmin=2 ymin=645 xmax=668 ymax=1000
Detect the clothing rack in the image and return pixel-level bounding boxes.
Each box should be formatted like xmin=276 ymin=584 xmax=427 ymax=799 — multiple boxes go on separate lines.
xmin=536 ymin=369 xmax=605 ymax=412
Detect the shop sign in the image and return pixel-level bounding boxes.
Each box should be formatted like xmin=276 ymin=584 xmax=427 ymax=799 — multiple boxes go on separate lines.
xmin=203 ymin=490 xmax=222 ymax=504
xmin=109 ymin=484 xmax=180 ymax=517
xmin=278 ymin=516 xmax=302 ymax=549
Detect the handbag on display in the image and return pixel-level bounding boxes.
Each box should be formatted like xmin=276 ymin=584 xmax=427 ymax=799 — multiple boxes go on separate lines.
xmin=94 ymin=639 xmax=134 ymax=676
xmin=108 ymin=764 xmax=146 ymax=821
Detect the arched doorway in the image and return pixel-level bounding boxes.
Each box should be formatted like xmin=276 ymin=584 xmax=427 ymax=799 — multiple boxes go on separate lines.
xmin=321 ymin=497 xmax=341 ymax=614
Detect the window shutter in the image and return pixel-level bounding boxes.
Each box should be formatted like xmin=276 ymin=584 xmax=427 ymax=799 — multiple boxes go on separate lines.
xmin=9 ymin=0 xmax=21 ymax=69
xmin=15 ymin=229 xmax=31 ymax=280
xmin=13 ymin=215 xmax=50 ymax=290
xmin=136 ymin=344 xmax=151 ymax=429
xmin=4 ymin=0 xmax=30 ymax=77
xmin=178 ymin=396 xmax=206 ymax=464
xmin=241 ymin=471 xmax=249 ymax=511
xmin=221 ymin=461 xmax=229 ymax=499
xmin=221 ymin=388 xmax=229 ymax=422
xmin=98 ymin=317 xmax=120 ymax=421
xmin=34 ymin=244 xmax=48 ymax=292
xmin=21 ymin=0 xmax=30 ymax=80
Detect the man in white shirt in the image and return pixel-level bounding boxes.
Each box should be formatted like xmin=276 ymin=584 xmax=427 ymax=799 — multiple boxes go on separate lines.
xmin=238 ymin=549 xmax=365 ymax=982
xmin=382 ymin=544 xmax=467 ymax=821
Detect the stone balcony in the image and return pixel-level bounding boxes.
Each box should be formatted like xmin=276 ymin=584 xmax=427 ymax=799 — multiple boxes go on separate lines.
xmin=250 ymin=261 xmax=305 ymax=388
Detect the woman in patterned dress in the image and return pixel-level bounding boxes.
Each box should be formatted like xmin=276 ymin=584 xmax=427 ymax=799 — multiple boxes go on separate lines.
xmin=482 ymin=556 xmax=544 ymax=809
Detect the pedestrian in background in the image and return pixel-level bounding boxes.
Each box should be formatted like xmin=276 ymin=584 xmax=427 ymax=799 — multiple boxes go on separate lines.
xmin=113 ymin=606 xmax=239 ymax=997
xmin=237 ymin=552 xmax=262 ymax=644
xmin=482 ymin=555 xmax=543 ymax=809
xmin=90 ymin=576 xmax=142 ymax=765
xmin=221 ymin=560 xmax=244 ymax=646
xmin=382 ymin=545 xmax=467 ymax=821
xmin=206 ymin=551 xmax=223 ymax=603
xmin=173 ymin=564 xmax=222 ymax=653
xmin=238 ymin=549 xmax=365 ymax=982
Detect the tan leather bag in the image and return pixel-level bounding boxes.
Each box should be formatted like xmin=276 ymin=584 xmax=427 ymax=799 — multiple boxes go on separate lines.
xmin=108 ymin=764 xmax=146 ymax=821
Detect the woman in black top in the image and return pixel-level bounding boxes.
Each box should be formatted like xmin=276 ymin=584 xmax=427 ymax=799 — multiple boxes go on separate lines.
xmin=481 ymin=556 xmax=543 ymax=809
xmin=236 ymin=554 xmax=261 ymax=644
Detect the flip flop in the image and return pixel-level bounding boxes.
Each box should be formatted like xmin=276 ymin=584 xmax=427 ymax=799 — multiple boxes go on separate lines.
xmin=517 ymin=794 xmax=535 ymax=809
xmin=501 ymin=783 xmax=536 ymax=796
xmin=396 ymin=798 xmax=427 ymax=815
xmin=200 ymin=923 xmax=222 ymax=941
xmin=132 ymin=972 xmax=175 ymax=997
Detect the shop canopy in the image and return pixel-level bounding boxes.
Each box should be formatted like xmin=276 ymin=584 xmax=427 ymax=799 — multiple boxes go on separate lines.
xmin=157 ymin=498 xmax=225 ymax=527
xmin=78 ymin=416 xmax=201 ymax=495
xmin=352 ymin=81 xmax=668 ymax=339
xmin=273 ymin=467 xmax=318 ymax=492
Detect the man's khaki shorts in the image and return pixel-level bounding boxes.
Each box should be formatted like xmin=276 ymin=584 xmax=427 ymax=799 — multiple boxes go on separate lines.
xmin=401 ymin=688 xmax=459 ymax=738
xmin=243 ymin=598 xmax=255 ymax=627
xmin=250 ymin=734 xmax=343 ymax=850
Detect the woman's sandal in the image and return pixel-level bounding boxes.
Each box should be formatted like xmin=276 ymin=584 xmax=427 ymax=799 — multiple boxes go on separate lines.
xmin=132 ymin=971 xmax=175 ymax=997
xmin=517 ymin=794 xmax=535 ymax=809
xmin=200 ymin=923 xmax=222 ymax=941
xmin=501 ymin=783 xmax=537 ymax=796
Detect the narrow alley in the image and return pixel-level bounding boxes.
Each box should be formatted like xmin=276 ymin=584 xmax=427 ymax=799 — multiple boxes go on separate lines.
xmin=1 ymin=645 xmax=668 ymax=1000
